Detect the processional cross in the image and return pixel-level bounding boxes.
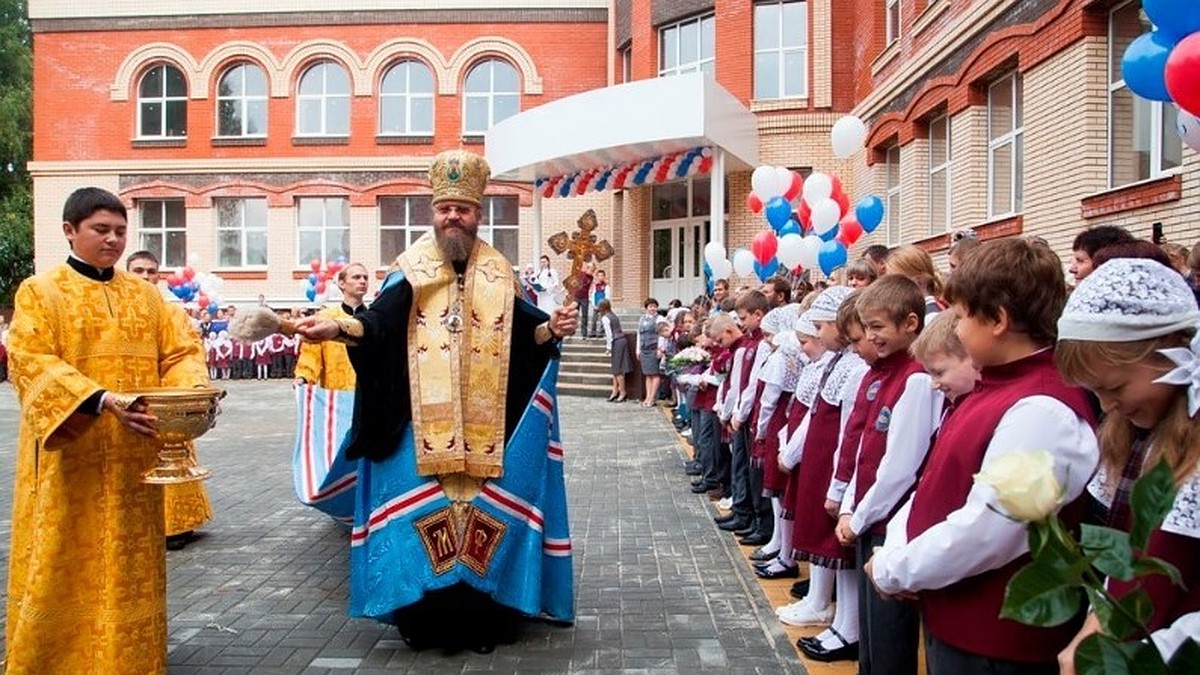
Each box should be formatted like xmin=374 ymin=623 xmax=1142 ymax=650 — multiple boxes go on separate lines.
xmin=547 ymin=209 xmax=614 ymax=297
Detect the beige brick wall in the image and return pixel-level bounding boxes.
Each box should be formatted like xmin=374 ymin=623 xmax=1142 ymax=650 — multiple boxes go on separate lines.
xmin=950 ymin=106 xmax=988 ymax=232
xmin=812 ymin=0 xmax=831 ymax=109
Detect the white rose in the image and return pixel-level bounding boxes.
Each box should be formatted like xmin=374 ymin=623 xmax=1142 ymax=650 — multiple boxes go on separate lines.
xmin=974 ymin=450 xmax=1063 ymax=523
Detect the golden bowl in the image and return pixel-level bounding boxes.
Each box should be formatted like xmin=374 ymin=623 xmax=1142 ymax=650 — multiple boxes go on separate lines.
xmin=126 ymin=387 xmax=224 ymax=484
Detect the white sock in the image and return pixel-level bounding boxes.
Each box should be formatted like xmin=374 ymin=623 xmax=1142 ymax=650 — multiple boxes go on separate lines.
xmin=824 ymin=569 xmax=860 ymax=647
xmin=762 ymin=498 xmax=783 ymax=553
xmin=776 ymin=518 xmax=794 ymax=565
xmin=807 ymin=565 xmax=834 ymax=609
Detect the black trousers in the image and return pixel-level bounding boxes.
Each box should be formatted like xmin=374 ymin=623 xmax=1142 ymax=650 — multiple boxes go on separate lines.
xmin=925 ymin=632 xmax=1059 ymax=675
xmin=857 ymin=533 xmax=919 ymax=675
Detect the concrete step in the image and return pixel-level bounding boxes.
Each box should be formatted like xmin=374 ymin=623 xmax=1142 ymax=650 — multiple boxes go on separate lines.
xmin=557 ymin=371 xmax=614 ymax=387
xmin=563 ymin=360 xmax=613 ymax=373
xmin=557 ymin=381 xmax=614 ymax=398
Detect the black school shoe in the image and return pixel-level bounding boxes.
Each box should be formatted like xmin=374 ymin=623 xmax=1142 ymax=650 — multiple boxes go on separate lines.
xmin=798 ymin=628 xmax=858 ymax=663
xmin=789 ymin=579 xmax=810 ymax=599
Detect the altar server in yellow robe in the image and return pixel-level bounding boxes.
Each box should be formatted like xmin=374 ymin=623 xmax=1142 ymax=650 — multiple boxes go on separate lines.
xmin=126 ymin=249 xmax=214 ymax=550
xmin=5 ymin=187 xmax=209 ymax=675
xmin=293 ymin=262 xmax=369 ymax=391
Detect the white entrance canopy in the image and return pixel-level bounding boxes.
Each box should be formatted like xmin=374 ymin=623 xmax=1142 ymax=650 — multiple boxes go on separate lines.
xmin=485 ymin=72 xmax=759 ymax=250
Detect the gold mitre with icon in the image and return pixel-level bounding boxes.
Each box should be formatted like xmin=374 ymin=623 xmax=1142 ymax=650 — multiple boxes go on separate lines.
xmin=429 ymin=149 xmax=491 ymax=207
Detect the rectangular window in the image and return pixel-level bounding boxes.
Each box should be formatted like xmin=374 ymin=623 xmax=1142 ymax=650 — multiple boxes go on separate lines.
xmin=620 ymin=47 xmax=632 ymax=84
xmin=215 ymin=198 xmax=268 ymax=267
xmin=480 ymin=196 xmax=520 ymax=263
xmin=987 ymin=71 xmax=1024 ymax=218
xmin=296 ymin=197 xmax=349 ymax=266
xmin=885 ymin=144 xmax=901 ymax=246
xmin=378 ymin=195 xmax=433 ymax=263
xmin=928 ymin=114 xmax=952 ymax=235
xmin=886 ymin=0 xmax=901 ymax=45
xmin=138 ymin=200 xmax=187 ymax=268
xmin=1108 ymin=1 xmax=1182 ymax=188
xmin=659 ymin=15 xmax=715 ymax=77
xmin=754 ymin=1 xmax=809 ymax=100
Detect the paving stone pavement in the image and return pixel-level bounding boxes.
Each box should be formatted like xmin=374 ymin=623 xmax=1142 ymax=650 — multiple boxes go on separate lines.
xmin=0 ymin=380 xmax=804 ymax=674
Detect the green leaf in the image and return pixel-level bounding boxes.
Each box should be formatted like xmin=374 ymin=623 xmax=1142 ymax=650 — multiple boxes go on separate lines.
xmin=1075 ymin=633 xmax=1168 ymax=675
xmin=1001 ymin=559 xmax=1085 ymax=627
xmin=1120 ymin=640 xmax=1170 ymax=675
xmin=1028 ymin=519 xmax=1051 ymax=557
xmin=1168 ymin=638 xmax=1200 ymax=674
xmin=1104 ymin=588 xmax=1155 ymax=641
xmin=1130 ymin=459 xmax=1178 ymax=551
xmin=1080 ymin=524 xmax=1135 ymax=581
xmin=1132 ymin=557 xmax=1184 ymax=587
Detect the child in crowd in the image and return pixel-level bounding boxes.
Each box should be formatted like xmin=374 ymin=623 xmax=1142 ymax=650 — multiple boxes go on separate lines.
xmin=715 ymin=291 xmax=771 ymax=538
xmin=656 ymin=317 xmax=678 ymax=407
xmin=910 ymin=312 xmax=980 ymax=407
xmin=867 ymin=238 xmax=1098 ymax=675
xmin=844 ymin=258 xmax=878 ymax=289
xmin=774 ymin=287 xmax=868 ymax=657
xmin=885 ymin=245 xmax=944 ymax=317
xmin=637 ymin=298 xmax=662 ymax=407
xmin=596 ymin=299 xmax=630 ymax=402
xmin=1054 ymin=258 xmax=1200 ymax=670
xmin=695 ymin=318 xmax=734 ymax=499
xmin=830 ymin=276 xmax=942 ymax=673
xmin=589 ymin=269 xmax=609 ymax=338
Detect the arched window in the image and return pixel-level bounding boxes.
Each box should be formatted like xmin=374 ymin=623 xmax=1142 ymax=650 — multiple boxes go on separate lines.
xmin=296 ymin=60 xmax=350 ymax=136
xmin=462 ymin=59 xmax=519 ymax=135
xmin=380 ymin=60 xmax=434 ymax=136
xmin=216 ymin=62 xmax=268 ymax=137
xmin=138 ymin=63 xmax=187 ymax=138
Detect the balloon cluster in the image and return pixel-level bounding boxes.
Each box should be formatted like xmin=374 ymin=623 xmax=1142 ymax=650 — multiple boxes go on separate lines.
xmin=302 ymin=257 xmax=348 ymax=303
xmin=166 ymin=257 xmax=225 ymax=316
xmin=535 ymin=147 xmax=714 ymax=198
xmin=1121 ymin=1 xmax=1200 ymax=151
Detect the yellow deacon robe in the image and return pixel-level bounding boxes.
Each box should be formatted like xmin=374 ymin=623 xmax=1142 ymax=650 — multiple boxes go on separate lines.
xmin=162 ymin=304 xmax=214 ymax=536
xmin=5 ymin=264 xmax=209 ymax=675
xmin=293 ymin=304 xmax=357 ymax=391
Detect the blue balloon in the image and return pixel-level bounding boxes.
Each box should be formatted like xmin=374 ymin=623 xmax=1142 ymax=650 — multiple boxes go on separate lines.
xmin=818 ymin=241 xmax=848 ymax=276
xmin=307 ymin=272 xmax=318 ymax=285
xmin=1145 ymin=0 xmax=1200 ymax=40
xmin=1121 ymin=31 xmax=1177 ymax=103
xmin=856 ymin=195 xmax=885 ymax=234
xmin=818 ymin=225 xmax=840 ymax=242
xmin=778 ymin=219 xmax=801 ymax=237
xmin=207 ymin=303 xmax=219 ymax=317
xmin=764 ymin=196 xmax=793 ymax=230
xmin=305 ymin=287 xmax=317 ymax=302
xmin=754 ymin=257 xmax=780 ymax=282
xmin=336 ymin=255 xmax=347 ymax=264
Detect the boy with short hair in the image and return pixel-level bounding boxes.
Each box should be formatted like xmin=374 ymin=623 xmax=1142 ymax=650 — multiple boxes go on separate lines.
xmin=867 ymin=239 xmax=1098 ymax=675
xmin=713 ymin=291 xmax=769 ymax=535
xmin=589 ymin=269 xmax=609 ymax=338
xmin=909 ymin=312 xmax=979 ymax=404
xmin=823 ymin=275 xmax=943 ymax=672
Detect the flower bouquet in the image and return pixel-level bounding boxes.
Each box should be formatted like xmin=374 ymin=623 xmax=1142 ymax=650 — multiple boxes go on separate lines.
xmin=975 ymin=451 xmax=1199 ymax=674
xmin=665 ymin=346 xmax=713 ymax=386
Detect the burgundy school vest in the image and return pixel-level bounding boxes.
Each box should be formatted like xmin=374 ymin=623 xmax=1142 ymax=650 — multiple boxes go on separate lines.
xmin=693 ymin=346 xmax=726 ymax=410
xmin=852 ymin=351 xmax=927 ymax=535
xmin=833 ymin=365 xmax=883 ymax=486
xmin=906 ymin=350 xmax=1096 ymax=663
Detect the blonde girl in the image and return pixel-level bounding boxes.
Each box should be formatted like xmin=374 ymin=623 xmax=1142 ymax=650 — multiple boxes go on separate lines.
xmin=1055 ymin=258 xmax=1200 ymax=672
xmin=885 ymin=245 xmax=945 ymax=314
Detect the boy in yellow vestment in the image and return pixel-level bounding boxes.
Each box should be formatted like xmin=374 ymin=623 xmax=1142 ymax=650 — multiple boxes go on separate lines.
xmin=126 ymin=249 xmax=214 ymax=550
xmin=293 ymin=262 xmax=369 ymax=391
xmin=5 ymin=188 xmax=210 ymax=675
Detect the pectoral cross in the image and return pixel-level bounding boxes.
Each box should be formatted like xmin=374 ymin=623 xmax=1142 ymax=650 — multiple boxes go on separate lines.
xmin=547 ymin=209 xmax=614 ymax=297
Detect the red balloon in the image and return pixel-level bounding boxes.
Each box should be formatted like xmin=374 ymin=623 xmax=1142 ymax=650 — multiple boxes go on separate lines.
xmin=834 ymin=189 xmax=851 ymax=218
xmin=831 ymin=175 xmax=844 ymax=197
xmin=751 ymin=230 xmax=778 ymax=266
xmin=167 ymin=274 xmax=182 ymax=287
xmin=746 ymin=192 xmax=764 ymax=214
xmin=310 ymin=259 xmax=321 ymax=272
xmin=315 ymin=281 xmax=327 ymax=294
xmin=783 ymin=172 xmax=803 ymax=201
xmin=798 ymin=200 xmax=813 ymax=229
xmin=1166 ymin=33 xmax=1200 ymax=118
xmin=837 ymin=216 xmax=864 ymax=247
xmin=196 ymin=293 xmax=210 ymax=308
xmin=182 ymin=266 xmax=195 ymax=280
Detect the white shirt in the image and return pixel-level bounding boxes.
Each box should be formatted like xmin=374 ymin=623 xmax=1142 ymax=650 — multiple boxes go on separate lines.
xmin=826 ymin=366 xmax=869 ymax=506
xmin=870 ymin=395 xmax=1099 ymax=594
xmin=601 ymin=314 xmax=614 ymax=352
xmin=843 ymin=373 xmax=945 ymax=533
xmin=734 ymin=341 xmax=771 ymax=424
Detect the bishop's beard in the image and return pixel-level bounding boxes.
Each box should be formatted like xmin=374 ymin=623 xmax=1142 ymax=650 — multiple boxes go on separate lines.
xmin=434 ymin=227 xmax=475 ymax=264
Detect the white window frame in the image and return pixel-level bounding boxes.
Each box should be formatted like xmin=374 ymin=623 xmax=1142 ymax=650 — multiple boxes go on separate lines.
xmin=138 ymin=199 xmax=187 ymax=267
xmin=753 ymin=0 xmax=809 ymax=100
xmin=620 ymin=46 xmax=632 ymax=84
xmin=885 ymin=145 xmax=901 ymax=247
xmin=215 ymin=62 xmax=268 ymax=138
xmin=137 ymin=63 xmax=188 ymax=139
xmin=987 ymin=71 xmax=1024 ymax=219
xmin=1106 ymin=0 xmax=1183 ymax=188
xmin=928 ymin=114 xmax=952 ymax=235
xmin=479 ymin=196 xmax=521 ymax=262
xmin=886 ymin=0 xmax=902 ymax=45
xmin=215 ymin=198 xmax=268 ymax=268
xmin=659 ymin=14 xmax=716 ymax=77
xmin=295 ymin=61 xmax=351 ymax=137
xmin=295 ymin=197 xmax=350 ymax=266
xmin=379 ymin=60 xmax=435 ymax=137
xmin=462 ymin=59 xmax=520 ymax=136
xmin=378 ymin=195 xmax=432 ymax=262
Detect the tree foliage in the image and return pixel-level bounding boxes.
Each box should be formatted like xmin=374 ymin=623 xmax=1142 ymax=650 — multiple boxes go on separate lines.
xmin=0 ymin=0 xmax=30 ymax=308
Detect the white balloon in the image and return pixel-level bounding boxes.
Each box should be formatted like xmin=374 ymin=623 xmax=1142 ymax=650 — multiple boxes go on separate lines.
xmin=831 ymin=115 xmax=868 ymax=159
xmin=799 ymin=235 xmax=823 ymax=271
xmin=733 ymin=248 xmax=756 ymax=277
xmin=776 ymin=233 xmax=805 ymax=269
xmin=704 ymin=241 xmax=727 ymax=268
xmin=711 ymin=258 xmax=733 ymax=281
xmin=803 ymin=172 xmax=834 ymax=205
xmin=751 ymin=165 xmax=782 ymax=199
xmin=811 ymin=198 xmax=842 ymax=234
xmin=774 ymin=165 xmax=793 ymax=195
xmin=1179 ymin=110 xmax=1200 ymax=154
